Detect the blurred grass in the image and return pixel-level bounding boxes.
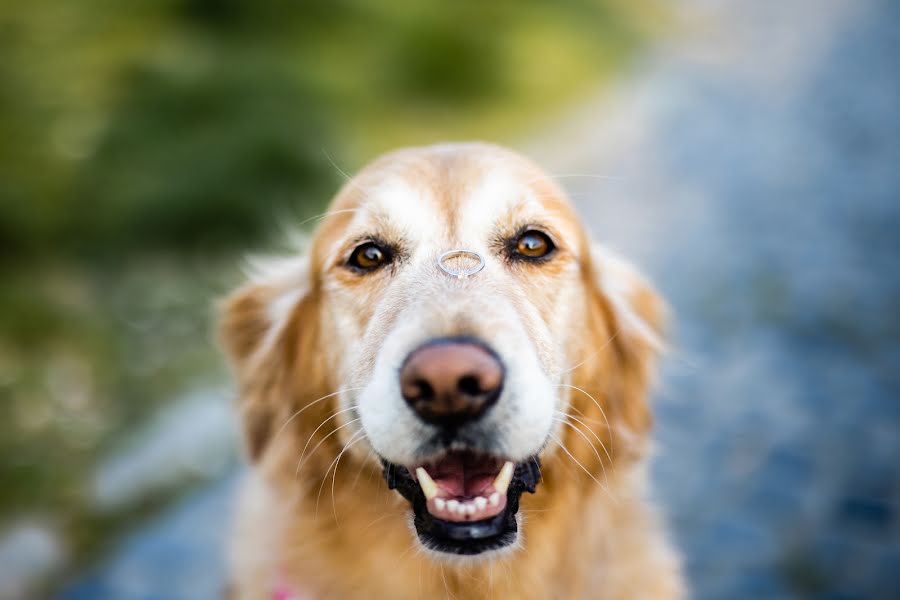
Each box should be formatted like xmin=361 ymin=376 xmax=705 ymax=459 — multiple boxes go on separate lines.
xmin=0 ymin=0 xmax=664 ymax=589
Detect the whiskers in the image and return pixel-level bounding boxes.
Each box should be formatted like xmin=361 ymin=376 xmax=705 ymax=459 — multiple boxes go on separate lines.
xmin=558 ymin=324 xmax=624 ymax=376
xmin=273 ymin=387 xmax=364 ymax=448
xmin=548 ymin=430 xmax=617 ymax=503
xmin=552 ymin=380 xmax=620 ymax=501
xmin=317 ymin=428 xmax=367 ymax=523
xmin=557 ymin=383 xmax=613 ymax=454
xmin=277 ymin=386 xmax=377 ymax=526
xmin=294 ymin=406 xmax=361 ymax=478
xmin=295 ymin=207 xmax=361 ymax=229
xmin=553 ymin=409 xmax=613 ymax=466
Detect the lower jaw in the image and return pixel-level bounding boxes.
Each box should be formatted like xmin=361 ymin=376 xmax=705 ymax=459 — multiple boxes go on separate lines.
xmin=413 ymin=505 xmax=520 ymax=556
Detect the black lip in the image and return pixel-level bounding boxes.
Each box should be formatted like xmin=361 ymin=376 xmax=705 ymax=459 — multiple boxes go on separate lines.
xmin=382 ymin=456 xmax=541 ymax=555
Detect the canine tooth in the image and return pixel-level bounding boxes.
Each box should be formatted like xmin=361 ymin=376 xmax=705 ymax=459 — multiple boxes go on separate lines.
xmin=435 ymin=498 xmax=446 ymax=511
xmin=493 ymin=461 xmax=514 ymax=495
xmin=489 ymin=492 xmax=500 ymax=506
xmin=474 ymin=496 xmax=487 ymax=510
xmin=416 ymin=467 xmax=439 ymax=500
xmin=447 ymin=499 xmax=460 ymax=513
xmin=465 ymin=503 xmax=476 ymax=515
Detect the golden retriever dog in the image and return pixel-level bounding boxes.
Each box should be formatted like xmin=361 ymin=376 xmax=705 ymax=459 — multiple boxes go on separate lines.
xmin=220 ymin=143 xmax=684 ymax=599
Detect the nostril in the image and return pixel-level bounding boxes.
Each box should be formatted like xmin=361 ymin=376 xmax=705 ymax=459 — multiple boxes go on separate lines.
xmin=413 ymin=379 xmax=435 ymax=401
xmin=457 ymin=375 xmax=482 ymax=397
xmin=401 ymin=377 xmax=435 ymax=403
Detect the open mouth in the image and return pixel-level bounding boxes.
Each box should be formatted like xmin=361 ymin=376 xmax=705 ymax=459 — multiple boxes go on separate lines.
xmin=382 ymin=450 xmax=541 ymax=555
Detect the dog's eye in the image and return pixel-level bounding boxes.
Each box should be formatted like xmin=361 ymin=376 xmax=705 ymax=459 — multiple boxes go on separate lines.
xmin=513 ymin=230 xmax=555 ymax=260
xmin=348 ymin=242 xmax=389 ymax=271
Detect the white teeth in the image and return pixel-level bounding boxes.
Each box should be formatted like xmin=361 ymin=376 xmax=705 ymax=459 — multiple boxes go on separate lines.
xmin=433 ymin=495 xmax=500 ymax=517
xmin=493 ymin=461 xmax=514 ymax=495
xmin=415 ymin=467 xmax=439 ymax=500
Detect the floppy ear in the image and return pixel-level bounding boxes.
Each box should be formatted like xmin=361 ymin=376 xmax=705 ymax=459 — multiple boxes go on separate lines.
xmin=591 ymin=244 xmax=666 ymax=355
xmin=581 ymin=243 xmax=667 ymax=438
xmin=219 ymin=255 xmax=322 ymax=461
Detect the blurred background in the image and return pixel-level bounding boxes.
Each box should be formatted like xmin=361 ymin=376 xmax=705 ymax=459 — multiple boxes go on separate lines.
xmin=0 ymin=0 xmax=897 ymax=598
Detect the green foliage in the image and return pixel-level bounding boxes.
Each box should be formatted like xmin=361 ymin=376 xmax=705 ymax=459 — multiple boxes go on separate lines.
xmin=74 ymin=63 xmax=332 ymax=255
xmin=0 ymin=0 xmax=652 ymax=261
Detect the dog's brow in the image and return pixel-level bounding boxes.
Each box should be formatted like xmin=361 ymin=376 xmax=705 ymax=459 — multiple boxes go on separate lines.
xmin=357 ymin=179 xmax=440 ymax=241
xmin=453 ymin=170 xmax=524 ymax=242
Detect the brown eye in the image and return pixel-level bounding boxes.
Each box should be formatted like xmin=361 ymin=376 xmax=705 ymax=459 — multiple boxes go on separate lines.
xmin=514 ymin=230 xmax=555 ymax=260
xmin=348 ymin=242 xmax=390 ymax=271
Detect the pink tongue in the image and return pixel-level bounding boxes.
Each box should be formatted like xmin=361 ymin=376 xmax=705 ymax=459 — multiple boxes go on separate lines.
xmin=427 ymin=454 xmax=499 ymax=498
xmin=430 ymin=454 xmax=466 ymax=496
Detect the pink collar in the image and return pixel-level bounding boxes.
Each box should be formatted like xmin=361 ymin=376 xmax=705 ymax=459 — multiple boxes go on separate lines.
xmin=273 ymin=579 xmax=313 ymax=600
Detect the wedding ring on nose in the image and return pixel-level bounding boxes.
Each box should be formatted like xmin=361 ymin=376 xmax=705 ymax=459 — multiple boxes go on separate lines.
xmin=437 ymin=250 xmax=485 ymax=280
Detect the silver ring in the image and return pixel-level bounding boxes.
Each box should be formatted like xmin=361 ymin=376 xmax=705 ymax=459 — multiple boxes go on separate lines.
xmin=437 ymin=250 xmax=485 ymax=279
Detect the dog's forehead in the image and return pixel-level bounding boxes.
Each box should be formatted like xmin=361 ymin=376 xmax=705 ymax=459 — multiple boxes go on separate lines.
xmin=347 ymin=164 xmax=563 ymax=247
xmin=355 ymin=177 xmax=446 ymax=240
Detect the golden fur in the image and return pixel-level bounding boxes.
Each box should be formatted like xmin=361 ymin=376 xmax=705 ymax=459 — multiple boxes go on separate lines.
xmin=220 ymin=143 xmax=684 ymax=599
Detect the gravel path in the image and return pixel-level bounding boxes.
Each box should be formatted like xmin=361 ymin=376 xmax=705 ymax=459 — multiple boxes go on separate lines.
xmin=59 ymin=0 xmax=900 ymax=597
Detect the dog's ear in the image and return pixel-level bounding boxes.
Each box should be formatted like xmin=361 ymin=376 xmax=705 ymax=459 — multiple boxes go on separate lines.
xmin=219 ymin=255 xmax=320 ymax=461
xmin=591 ymin=244 xmax=666 ymax=355
xmin=584 ymin=243 xmax=667 ymax=436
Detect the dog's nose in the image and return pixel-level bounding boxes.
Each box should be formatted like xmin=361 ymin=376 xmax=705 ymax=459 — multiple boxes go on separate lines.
xmin=400 ymin=339 xmax=504 ymax=427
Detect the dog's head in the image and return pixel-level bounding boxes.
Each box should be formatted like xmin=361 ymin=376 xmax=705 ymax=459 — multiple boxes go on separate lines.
xmin=220 ymin=143 xmax=664 ymax=558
